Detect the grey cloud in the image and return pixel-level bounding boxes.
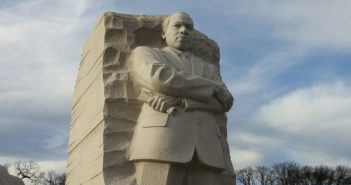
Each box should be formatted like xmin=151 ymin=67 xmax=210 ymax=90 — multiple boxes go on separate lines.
xmin=0 ymin=0 xmax=101 ymax=161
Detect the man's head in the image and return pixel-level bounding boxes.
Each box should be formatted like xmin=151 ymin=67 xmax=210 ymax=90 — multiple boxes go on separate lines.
xmin=162 ymin=12 xmax=194 ymax=51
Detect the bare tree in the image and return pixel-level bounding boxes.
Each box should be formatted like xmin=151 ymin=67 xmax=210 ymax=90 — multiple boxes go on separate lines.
xmin=334 ymin=166 xmax=351 ymax=185
xmin=312 ymin=165 xmax=334 ymax=185
xmin=43 ymin=170 xmax=66 ymax=185
xmin=266 ymin=169 xmax=276 ymax=185
xmin=237 ymin=167 xmax=256 ymax=185
xmin=55 ymin=173 xmax=66 ymax=185
xmin=236 ymin=162 xmax=351 ymax=185
xmin=255 ymin=166 xmax=270 ymax=185
xmin=300 ymin=166 xmax=314 ymax=185
xmin=272 ymin=161 xmax=300 ymax=185
xmin=14 ymin=160 xmax=44 ymax=185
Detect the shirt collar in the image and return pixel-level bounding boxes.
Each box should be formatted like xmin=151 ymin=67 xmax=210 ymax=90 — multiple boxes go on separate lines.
xmin=168 ymin=47 xmax=190 ymax=57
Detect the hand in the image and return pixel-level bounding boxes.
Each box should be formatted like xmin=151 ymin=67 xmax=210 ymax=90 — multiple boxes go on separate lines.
xmin=148 ymin=95 xmax=181 ymax=113
xmin=214 ymin=85 xmax=234 ymax=112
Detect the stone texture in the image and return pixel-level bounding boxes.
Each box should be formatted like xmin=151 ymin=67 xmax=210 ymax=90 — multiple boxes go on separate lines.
xmin=66 ymin=12 xmax=235 ymax=185
xmin=0 ymin=166 xmax=25 ymax=185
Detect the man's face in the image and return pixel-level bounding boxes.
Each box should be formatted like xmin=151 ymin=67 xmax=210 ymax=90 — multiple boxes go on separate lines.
xmin=163 ymin=13 xmax=194 ymax=51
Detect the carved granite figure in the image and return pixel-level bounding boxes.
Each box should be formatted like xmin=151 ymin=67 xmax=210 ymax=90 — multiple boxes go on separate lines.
xmin=66 ymin=12 xmax=235 ymax=185
xmin=127 ymin=12 xmax=234 ymax=185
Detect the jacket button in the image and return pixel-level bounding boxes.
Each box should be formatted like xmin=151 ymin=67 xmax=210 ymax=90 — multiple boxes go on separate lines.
xmin=196 ymin=119 xmax=201 ymax=126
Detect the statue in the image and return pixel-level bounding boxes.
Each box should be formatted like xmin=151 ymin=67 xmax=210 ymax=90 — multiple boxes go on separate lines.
xmin=128 ymin=12 xmax=234 ymax=185
xmin=66 ymin=12 xmax=235 ymax=185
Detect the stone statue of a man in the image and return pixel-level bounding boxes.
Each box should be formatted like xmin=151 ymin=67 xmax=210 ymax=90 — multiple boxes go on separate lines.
xmin=127 ymin=12 xmax=234 ymax=185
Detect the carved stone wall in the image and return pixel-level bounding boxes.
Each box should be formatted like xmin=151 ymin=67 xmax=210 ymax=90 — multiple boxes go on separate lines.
xmin=67 ymin=12 xmax=235 ymax=185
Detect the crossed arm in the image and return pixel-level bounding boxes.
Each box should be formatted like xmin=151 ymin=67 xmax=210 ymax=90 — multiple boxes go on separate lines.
xmin=131 ymin=46 xmax=233 ymax=113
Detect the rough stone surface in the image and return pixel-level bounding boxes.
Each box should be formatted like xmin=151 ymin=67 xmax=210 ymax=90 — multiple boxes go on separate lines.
xmin=66 ymin=12 xmax=235 ymax=185
xmin=0 ymin=166 xmax=25 ymax=185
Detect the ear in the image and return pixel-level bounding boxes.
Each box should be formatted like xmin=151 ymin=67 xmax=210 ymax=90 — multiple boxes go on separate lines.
xmin=162 ymin=31 xmax=166 ymax=39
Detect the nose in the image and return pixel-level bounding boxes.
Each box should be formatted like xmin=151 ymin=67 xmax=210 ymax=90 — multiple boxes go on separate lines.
xmin=179 ymin=26 xmax=188 ymax=34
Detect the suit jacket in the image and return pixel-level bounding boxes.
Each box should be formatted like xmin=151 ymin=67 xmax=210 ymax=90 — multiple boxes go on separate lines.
xmin=127 ymin=46 xmax=227 ymax=170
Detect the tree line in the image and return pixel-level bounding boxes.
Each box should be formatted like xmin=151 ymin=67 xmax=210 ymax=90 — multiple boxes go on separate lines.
xmin=4 ymin=160 xmax=351 ymax=185
xmin=236 ymin=161 xmax=351 ymax=185
xmin=3 ymin=161 xmax=65 ymax=185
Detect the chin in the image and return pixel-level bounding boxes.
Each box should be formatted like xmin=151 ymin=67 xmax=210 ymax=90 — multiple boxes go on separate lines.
xmin=177 ymin=44 xmax=191 ymax=51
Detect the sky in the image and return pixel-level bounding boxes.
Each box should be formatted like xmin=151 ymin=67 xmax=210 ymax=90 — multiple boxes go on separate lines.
xmin=1 ymin=0 xmax=351 ymax=178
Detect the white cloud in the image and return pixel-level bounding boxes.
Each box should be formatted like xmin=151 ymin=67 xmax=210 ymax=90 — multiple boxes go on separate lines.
xmin=0 ymin=156 xmax=66 ymax=174
xmin=250 ymin=82 xmax=351 ymax=167
xmin=269 ymin=0 xmax=351 ymax=51
xmin=221 ymin=1 xmax=351 ymax=168
xmin=287 ymin=148 xmax=351 ymax=167
xmin=1 ymin=0 xmax=350 ymax=175
xmin=37 ymin=160 xmax=66 ymax=173
xmin=0 ymin=156 xmax=20 ymax=165
xmin=0 ymin=0 xmax=99 ymax=126
xmin=227 ymin=49 xmax=304 ymax=96
xmin=255 ymin=82 xmax=351 ymax=133
xmin=0 ymin=0 xmax=102 ymax=160
xmin=213 ymin=0 xmax=351 ymax=51
xmin=242 ymin=0 xmax=351 ymax=51
xmin=229 ymin=131 xmax=282 ymax=147
xmin=228 ymin=131 xmax=286 ymax=169
xmin=221 ymin=0 xmax=351 ymax=101
xmin=230 ymin=149 xmax=262 ymax=169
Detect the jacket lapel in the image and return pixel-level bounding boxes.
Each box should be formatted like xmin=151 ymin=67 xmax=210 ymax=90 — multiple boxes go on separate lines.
xmin=162 ymin=47 xmax=192 ymax=73
xmin=191 ymin=56 xmax=215 ymax=80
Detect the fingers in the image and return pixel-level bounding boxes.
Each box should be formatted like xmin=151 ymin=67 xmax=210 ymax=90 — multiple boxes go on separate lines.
xmin=148 ymin=96 xmax=156 ymax=107
xmin=149 ymin=96 xmax=159 ymax=108
xmin=149 ymin=95 xmax=169 ymax=112
xmin=217 ymin=96 xmax=227 ymax=111
xmin=222 ymin=88 xmax=233 ymax=112
xmin=149 ymin=96 xmax=164 ymax=112
xmin=148 ymin=95 xmax=180 ymax=113
xmin=216 ymin=93 xmax=234 ymax=112
xmin=160 ymin=97 xmax=178 ymax=112
xmin=160 ymin=98 xmax=171 ymax=112
xmin=155 ymin=97 xmax=165 ymax=111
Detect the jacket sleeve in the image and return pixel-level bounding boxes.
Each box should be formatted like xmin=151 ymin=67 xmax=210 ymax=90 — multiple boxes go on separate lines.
xmin=182 ymin=64 xmax=227 ymax=113
xmin=182 ymin=97 xmax=225 ymax=113
xmin=131 ymin=46 xmax=221 ymax=102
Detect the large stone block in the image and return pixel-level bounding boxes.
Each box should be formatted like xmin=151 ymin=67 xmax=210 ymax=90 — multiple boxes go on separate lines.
xmin=67 ymin=12 xmax=235 ymax=185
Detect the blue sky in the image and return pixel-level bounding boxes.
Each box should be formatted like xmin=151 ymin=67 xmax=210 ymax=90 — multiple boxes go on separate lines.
xmin=1 ymin=0 xmax=351 ymax=176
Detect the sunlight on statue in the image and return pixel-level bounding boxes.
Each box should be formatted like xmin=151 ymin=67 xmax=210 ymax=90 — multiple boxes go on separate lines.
xmin=67 ymin=11 xmax=235 ymax=185
xmin=127 ymin=12 xmax=234 ymax=185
